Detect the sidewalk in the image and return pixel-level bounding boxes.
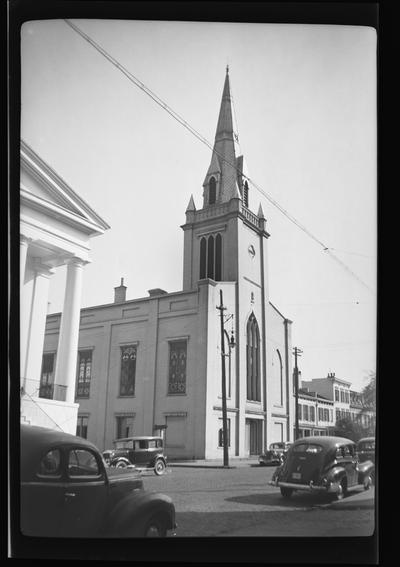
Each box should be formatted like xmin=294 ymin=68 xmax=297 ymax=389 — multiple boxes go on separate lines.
xmin=324 ymin=486 xmax=375 ymax=510
xmin=169 ymin=457 xmax=259 ymax=469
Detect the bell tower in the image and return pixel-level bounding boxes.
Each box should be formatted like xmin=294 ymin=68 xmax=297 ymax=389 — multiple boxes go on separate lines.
xmin=181 ymin=67 xmax=268 ymax=291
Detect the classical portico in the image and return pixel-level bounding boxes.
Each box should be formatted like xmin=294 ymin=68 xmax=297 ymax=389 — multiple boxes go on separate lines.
xmin=20 ymin=140 xmax=110 ymax=433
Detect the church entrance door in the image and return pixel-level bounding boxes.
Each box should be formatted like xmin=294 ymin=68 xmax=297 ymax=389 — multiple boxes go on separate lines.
xmin=245 ymin=418 xmax=262 ymax=456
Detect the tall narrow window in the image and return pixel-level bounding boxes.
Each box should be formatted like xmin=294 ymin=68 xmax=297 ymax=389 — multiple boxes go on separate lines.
xmin=120 ymin=345 xmax=136 ymax=396
xmin=40 ymin=353 xmax=55 ymax=399
xmin=168 ymin=340 xmax=187 ymax=395
xmin=76 ymin=350 xmax=92 ymax=398
xmin=116 ymin=415 xmax=134 ymax=438
xmin=209 ymin=176 xmax=216 ymax=204
xmin=215 ymin=233 xmax=222 ymax=280
xmin=207 ymin=235 xmax=215 ymax=279
xmin=199 ymin=233 xmax=223 ymax=282
xmin=243 ymin=181 xmax=249 ymax=207
xmin=200 ymin=237 xmax=207 ymax=279
xmin=274 ymin=349 xmax=283 ymax=405
xmin=76 ymin=415 xmax=89 ymax=439
xmin=246 ymin=313 xmax=261 ymax=401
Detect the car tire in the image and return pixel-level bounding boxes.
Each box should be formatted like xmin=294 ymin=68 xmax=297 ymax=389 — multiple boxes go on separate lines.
xmin=363 ymin=475 xmax=372 ymax=491
xmin=154 ymin=459 xmax=166 ymax=476
xmin=280 ymin=487 xmax=293 ymax=499
xmin=116 ymin=460 xmax=128 ymax=468
xmin=335 ymin=478 xmax=347 ymax=500
xmin=143 ymin=517 xmax=167 ymax=537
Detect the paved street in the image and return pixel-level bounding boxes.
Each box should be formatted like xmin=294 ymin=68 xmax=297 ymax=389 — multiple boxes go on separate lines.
xmin=141 ymin=462 xmax=375 ymax=537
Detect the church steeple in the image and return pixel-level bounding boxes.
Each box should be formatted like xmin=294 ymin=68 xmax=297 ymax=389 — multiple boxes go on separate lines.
xmin=203 ymin=67 xmax=243 ymax=207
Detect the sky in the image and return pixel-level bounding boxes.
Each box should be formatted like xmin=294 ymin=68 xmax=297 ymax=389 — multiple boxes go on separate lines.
xmin=20 ymin=19 xmax=377 ymax=392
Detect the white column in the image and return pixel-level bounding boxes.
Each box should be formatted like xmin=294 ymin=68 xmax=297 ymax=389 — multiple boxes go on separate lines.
xmin=54 ymin=258 xmax=85 ymax=403
xmin=20 ymin=236 xmax=31 ymax=380
xmin=24 ymin=261 xmax=54 ymax=395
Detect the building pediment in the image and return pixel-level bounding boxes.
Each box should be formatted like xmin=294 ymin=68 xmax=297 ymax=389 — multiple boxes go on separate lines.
xmin=20 ymin=140 xmax=110 ymax=235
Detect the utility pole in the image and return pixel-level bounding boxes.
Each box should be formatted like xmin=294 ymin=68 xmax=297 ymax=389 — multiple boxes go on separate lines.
xmin=293 ymin=347 xmax=303 ymax=440
xmin=217 ymin=289 xmax=229 ymax=468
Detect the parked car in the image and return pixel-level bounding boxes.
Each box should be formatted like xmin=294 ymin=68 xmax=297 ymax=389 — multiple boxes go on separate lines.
xmin=357 ymin=437 xmax=375 ymax=464
xmin=20 ymin=424 xmax=177 ymax=537
xmin=103 ymin=436 xmax=167 ymax=475
xmin=259 ymin=442 xmax=292 ymax=466
xmin=269 ymin=436 xmax=374 ymax=500
xmin=357 ymin=437 xmax=376 ymax=483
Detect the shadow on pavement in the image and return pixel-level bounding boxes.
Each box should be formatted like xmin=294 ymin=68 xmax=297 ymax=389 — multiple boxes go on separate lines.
xmin=226 ymin=491 xmax=328 ymax=508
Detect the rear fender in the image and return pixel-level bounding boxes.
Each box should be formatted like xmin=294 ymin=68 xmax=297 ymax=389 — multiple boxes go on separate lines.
xmin=327 ymin=465 xmax=346 ymax=483
xmin=108 ymin=491 xmax=175 ymax=536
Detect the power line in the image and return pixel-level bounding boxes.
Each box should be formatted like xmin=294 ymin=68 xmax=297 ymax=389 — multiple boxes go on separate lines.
xmin=64 ymin=19 xmax=375 ymax=295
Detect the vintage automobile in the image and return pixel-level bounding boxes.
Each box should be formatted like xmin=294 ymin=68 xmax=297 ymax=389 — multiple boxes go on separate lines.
xmin=357 ymin=437 xmax=375 ymax=464
xmin=269 ymin=436 xmax=374 ymax=500
xmin=259 ymin=442 xmax=292 ymax=466
xmin=20 ymin=424 xmax=177 ymax=537
xmin=103 ymin=436 xmax=167 ymax=475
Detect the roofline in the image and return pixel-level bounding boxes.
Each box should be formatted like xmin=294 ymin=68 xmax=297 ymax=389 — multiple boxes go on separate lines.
xmin=46 ymin=287 xmax=199 ymax=318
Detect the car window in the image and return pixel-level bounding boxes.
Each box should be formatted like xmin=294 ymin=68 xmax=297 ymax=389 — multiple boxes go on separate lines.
xmin=157 ymin=439 xmax=163 ymax=449
xmin=359 ymin=441 xmax=375 ymax=450
xmin=292 ymin=444 xmax=322 ymax=454
xmin=148 ymin=440 xmax=158 ymax=449
xmin=137 ymin=440 xmax=147 ymax=449
xmin=68 ymin=449 xmax=101 ymax=478
xmin=335 ymin=447 xmax=344 ymax=458
xmin=37 ymin=448 xmax=62 ymax=478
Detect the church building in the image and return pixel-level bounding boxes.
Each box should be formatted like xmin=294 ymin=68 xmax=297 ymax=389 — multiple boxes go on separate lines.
xmin=42 ymin=68 xmax=294 ymax=459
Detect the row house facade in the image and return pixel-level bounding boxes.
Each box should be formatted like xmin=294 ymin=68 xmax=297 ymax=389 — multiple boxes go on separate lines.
xmin=297 ymin=372 xmax=375 ymax=437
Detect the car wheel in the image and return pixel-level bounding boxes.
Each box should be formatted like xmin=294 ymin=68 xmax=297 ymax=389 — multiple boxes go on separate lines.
xmin=280 ymin=487 xmax=293 ymax=499
xmin=154 ymin=459 xmax=166 ymax=476
xmin=335 ymin=478 xmax=347 ymax=500
xmin=363 ymin=475 xmax=372 ymax=491
xmin=144 ymin=517 xmax=167 ymax=537
xmin=116 ymin=460 xmax=128 ymax=468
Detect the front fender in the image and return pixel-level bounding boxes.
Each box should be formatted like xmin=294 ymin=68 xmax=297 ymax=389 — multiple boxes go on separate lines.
xmin=357 ymin=459 xmax=375 ymax=481
xmin=107 ymin=491 xmax=175 ymax=536
xmin=110 ymin=457 xmax=131 ymax=467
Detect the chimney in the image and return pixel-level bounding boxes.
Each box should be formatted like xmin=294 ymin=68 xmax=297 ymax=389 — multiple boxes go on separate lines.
xmin=114 ymin=278 xmax=127 ymax=303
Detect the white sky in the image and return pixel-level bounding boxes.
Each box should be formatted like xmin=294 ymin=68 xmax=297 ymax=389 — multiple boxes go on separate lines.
xmin=20 ymin=20 xmax=377 ymax=392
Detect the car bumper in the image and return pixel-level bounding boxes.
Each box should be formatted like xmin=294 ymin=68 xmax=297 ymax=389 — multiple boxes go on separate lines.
xmin=269 ymin=479 xmax=340 ymax=494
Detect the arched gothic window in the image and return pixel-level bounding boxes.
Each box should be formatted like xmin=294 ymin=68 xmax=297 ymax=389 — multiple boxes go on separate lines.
xmin=246 ymin=313 xmax=261 ymax=401
xmin=199 ymin=233 xmax=222 ymax=281
xmin=209 ymin=177 xmax=216 ymax=205
xmin=275 ymin=349 xmax=283 ymax=405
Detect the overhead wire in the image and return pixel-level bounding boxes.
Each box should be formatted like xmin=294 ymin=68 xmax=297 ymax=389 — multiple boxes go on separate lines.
xmin=64 ymin=19 xmax=375 ymax=295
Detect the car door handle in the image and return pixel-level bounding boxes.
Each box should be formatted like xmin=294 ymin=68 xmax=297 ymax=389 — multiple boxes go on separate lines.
xmin=64 ymin=492 xmax=76 ymax=498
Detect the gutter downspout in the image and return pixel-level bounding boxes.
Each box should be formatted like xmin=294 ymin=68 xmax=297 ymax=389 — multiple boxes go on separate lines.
xmin=259 ymin=229 xmax=268 ymax=450
xmin=284 ymin=318 xmax=291 ymax=441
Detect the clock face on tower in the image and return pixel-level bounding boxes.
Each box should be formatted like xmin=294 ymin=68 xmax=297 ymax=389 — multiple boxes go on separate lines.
xmin=248 ymin=245 xmax=256 ymax=258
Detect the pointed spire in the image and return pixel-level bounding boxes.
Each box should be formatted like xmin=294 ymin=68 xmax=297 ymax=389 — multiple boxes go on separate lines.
xmin=257 ymin=203 xmax=265 ymax=219
xmin=203 ymin=68 xmax=240 ymax=205
xmin=186 ymin=194 xmax=196 ymax=212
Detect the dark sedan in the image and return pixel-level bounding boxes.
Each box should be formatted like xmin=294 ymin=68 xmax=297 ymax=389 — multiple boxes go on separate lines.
xmin=20 ymin=424 xmax=176 ymax=537
xmin=269 ymin=436 xmax=374 ymax=500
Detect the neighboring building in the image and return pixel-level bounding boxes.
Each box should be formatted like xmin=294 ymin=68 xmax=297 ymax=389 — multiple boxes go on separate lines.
xmin=20 ymin=140 xmax=110 ymax=434
xmin=43 ymin=68 xmax=294 ymax=459
xmin=297 ymin=388 xmax=335 ymax=437
xmin=350 ymin=390 xmax=375 ymax=431
xmin=299 ymin=373 xmax=375 ymax=435
xmin=301 ymin=372 xmax=352 ymax=424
